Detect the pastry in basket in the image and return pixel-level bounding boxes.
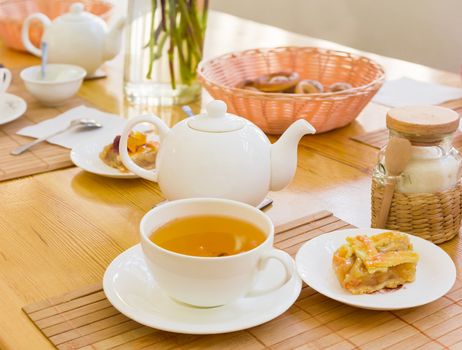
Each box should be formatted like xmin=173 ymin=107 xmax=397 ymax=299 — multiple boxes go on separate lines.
xmin=100 ymin=132 xmax=159 ymax=173
xmin=237 ymin=72 xmax=353 ymax=94
xmin=252 ymin=72 xmax=300 ymax=92
xmin=332 ymin=231 xmax=419 ymax=294
xmin=295 ymin=79 xmax=323 ymax=94
xmin=329 ymin=82 xmax=353 ymax=92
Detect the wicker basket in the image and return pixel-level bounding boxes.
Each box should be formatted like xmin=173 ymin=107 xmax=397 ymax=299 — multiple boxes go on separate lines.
xmin=371 ymin=179 xmax=462 ymax=244
xmin=197 ymin=47 xmax=385 ymax=134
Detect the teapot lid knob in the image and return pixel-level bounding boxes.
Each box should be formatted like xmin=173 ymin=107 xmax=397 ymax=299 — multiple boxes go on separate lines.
xmin=70 ymin=2 xmax=85 ymax=14
xmin=206 ymin=100 xmax=227 ymax=118
xmin=187 ymin=100 xmax=245 ymax=132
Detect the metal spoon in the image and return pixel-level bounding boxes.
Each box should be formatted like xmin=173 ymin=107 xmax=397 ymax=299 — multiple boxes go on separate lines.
xmin=182 ymin=105 xmax=193 ymax=117
xmin=375 ymin=137 xmax=412 ymax=228
xmin=41 ymin=42 xmax=48 ymax=80
xmin=11 ymin=119 xmax=102 ymax=155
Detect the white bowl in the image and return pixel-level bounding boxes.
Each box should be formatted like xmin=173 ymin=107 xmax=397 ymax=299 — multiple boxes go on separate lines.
xmin=20 ymin=64 xmax=86 ymax=106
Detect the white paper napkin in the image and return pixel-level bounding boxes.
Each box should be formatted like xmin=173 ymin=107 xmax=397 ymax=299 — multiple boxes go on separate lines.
xmin=17 ymin=105 xmax=129 ymax=149
xmin=372 ymin=77 xmax=462 ymax=107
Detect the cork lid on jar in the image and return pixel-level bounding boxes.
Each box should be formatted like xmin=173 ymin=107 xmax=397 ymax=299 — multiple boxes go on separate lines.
xmin=387 ymin=106 xmax=460 ymax=137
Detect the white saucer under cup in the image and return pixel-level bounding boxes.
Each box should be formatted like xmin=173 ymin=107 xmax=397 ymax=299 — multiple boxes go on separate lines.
xmin=0 ymin=93 xmax=27 ymax=125
xmin=103 ymin=245 xmax=302 ymax=334
xmin=296 ymin=228 xmax=456 ymax=310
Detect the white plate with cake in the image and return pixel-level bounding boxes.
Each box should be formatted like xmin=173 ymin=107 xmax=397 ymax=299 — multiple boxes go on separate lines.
xmin=71 ymin=131 xmax=159 ymax=179
xmin=295 ymin=228 xmax=456 ymax=310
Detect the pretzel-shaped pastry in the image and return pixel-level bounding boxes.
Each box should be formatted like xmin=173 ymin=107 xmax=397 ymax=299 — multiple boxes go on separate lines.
xmin=295 ymin=79 xmax=324 ymax=94
xmin=252 ymin=72 xmax=300 ymax=92
xmin=329 ymin=82 xmax=353 ymax=92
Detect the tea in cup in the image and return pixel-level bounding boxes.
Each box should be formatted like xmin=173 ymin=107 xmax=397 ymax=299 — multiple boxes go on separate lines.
xmin=140 ymin=198 xmax=295 ymax=307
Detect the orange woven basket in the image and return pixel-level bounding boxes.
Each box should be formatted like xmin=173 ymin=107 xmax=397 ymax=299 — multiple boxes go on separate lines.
xmin=198 ymin=47 xmax=385 ymax=134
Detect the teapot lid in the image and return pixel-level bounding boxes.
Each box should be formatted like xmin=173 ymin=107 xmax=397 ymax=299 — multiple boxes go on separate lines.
xmin=60 ymin=2 xmax=95 ymax=22
xmin=188 ymin=100 xmax=245 ymax=132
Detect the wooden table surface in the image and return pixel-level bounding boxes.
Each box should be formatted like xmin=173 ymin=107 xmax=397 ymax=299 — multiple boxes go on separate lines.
xmin=0 ymin=10 xmax=461 ymax=350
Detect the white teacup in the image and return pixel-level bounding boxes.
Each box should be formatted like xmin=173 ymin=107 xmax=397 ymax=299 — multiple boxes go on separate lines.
xmin=140 ymin=198 xmax=295 ymax=307
xmin=0 ymin=68 xmax=12 ymax=94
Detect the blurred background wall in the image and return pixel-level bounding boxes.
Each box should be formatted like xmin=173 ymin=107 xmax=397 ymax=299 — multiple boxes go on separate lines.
xmin=209 ymin=0 xmax=462 ymax=73
xmin=112 ymin=1 xmax=460 ymax=73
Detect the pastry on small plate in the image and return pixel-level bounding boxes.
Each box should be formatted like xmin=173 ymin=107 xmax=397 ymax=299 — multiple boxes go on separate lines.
xmin=295 ymin=228 xmax=455 ymax=310
xmin=100 ymin=131 xmax=159 ymax=173
xmin=332 ymin=231 xmax=419 ymax=294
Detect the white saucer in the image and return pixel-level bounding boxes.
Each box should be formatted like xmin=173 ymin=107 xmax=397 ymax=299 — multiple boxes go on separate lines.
xmin=103 ymin=245 xmax=302 ymax=334
xmin=0 ymin=93 xmax=27 ymax=125
xmin=71 ymin=140 xmax=138 ymax=179
xmin=296 ymin=228 xmax=456 ymax=310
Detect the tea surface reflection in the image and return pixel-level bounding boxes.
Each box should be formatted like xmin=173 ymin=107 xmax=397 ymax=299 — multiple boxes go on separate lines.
xmin=150 ymin=215 xmax=266 ymax=257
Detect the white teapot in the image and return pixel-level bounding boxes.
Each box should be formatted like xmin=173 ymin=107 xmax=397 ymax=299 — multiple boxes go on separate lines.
xmin=119 ymin=100 xmax=316 ymax=206
xmin=21 ymin=3 xmax=125 ymax=76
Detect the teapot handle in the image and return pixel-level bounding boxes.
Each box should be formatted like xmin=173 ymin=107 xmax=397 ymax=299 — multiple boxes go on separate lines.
xmin=119 ymin=115 xmax=170 ymax=182
xmin=21 ymin=13 xmax=51 ymax=57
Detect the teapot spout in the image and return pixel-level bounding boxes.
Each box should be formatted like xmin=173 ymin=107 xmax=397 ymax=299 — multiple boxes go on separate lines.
xmin=270 ymin=119 xmax=316 ymax=191
xmin=104 ymin=17 xmax=126 ymax=61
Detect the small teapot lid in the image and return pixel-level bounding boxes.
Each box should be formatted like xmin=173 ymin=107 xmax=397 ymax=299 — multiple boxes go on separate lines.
xmin=188 ymin=100 xmax=245 ymax=132
xmin=60 ymin=2 xmax=95 ymax=22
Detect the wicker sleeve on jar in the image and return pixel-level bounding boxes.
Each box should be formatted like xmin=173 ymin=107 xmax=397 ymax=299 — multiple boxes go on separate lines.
xmin=371 ymin=179 xmax=462 ymax=244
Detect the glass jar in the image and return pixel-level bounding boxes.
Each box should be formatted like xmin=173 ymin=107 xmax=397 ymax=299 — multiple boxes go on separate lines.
xmin=371 ymin=105 xmax=462 ymax=243
xmin=372 ymin=106 xmax=462 ymax=194
xmin=124 ymin=0 xmax=208 ymax=106
xmin=373 ymin=130 xmax=462 ymax=194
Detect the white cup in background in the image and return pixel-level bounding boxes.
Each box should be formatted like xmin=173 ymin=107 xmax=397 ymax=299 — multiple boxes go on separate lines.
xmin=140 ymin=198 xmax=295 ymax=308
xmin=0 ymin=68 xmax=12 ymax=95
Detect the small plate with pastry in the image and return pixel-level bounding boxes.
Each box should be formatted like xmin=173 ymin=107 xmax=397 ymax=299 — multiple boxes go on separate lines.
xmin=295 ymin=228 xmax=456 ymax=310
xmin=71 ymin=131 xmax=159 ymax=179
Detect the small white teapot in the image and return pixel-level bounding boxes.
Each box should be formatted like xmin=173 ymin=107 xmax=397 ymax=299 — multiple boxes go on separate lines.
xmin=119 ymin=100 xmax=316 ymax=206
xmin=21 ymin=3 xmax=125 ymax=76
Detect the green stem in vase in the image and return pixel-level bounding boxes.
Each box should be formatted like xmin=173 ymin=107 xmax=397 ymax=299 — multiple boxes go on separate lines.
xmin=177 ymin=0 xmax=202 ymax=59
xmin=167 ymin=0 xmax=177 ymax=89
xmin=188 ymin=0 xmax=205 ymax=51
xmin=146 ymin=0 xmax=208 ymax=89
xmin=146 ymin=0 xmax=157 ymax=79
xmin=177 ymin=11 xmax=194 ymax=84
xmin=160 ymin=0 xmax=167 ymax=30
xmin=154 ymin=32 xmax=169 ymax=60
xmin=202 ymin=0 xmax=209 ymax=30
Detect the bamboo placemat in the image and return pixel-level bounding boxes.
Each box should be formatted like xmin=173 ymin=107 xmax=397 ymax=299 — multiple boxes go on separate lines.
xmin=22 ymin=210 xmax=462 ymax=349
xmin=351 ymin=103 xmax=462 ymax=150
xmin=0 ymin=68 xmax=90 ymax=182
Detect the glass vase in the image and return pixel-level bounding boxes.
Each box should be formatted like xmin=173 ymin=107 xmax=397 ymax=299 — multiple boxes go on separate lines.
xmin=124 ymin=0 xmax=207 ymax=106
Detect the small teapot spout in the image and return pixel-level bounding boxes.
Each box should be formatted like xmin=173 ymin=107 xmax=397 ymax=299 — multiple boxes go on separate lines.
xmin=270 ymin=119 xmax=316 ymax=191
xmin=104 ymin=17 xmax=126 ymax=61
